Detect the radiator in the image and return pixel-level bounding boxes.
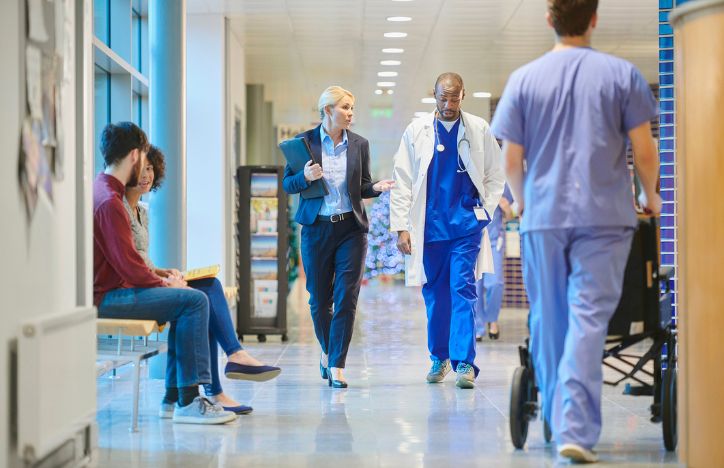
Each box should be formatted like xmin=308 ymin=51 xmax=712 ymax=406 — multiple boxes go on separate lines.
xmin=17 ymin=307 xmax=97 ymax=465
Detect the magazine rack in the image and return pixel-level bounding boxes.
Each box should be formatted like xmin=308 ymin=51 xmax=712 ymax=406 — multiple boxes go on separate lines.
xmin=235 ymin=166 xmax=288 ymax=342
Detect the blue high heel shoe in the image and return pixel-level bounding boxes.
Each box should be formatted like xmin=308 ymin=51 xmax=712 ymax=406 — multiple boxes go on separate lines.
xmin=320 ymin=361 xmax=328 ymax=380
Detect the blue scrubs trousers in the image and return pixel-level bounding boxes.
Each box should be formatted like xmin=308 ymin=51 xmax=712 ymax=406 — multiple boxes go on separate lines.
xmin=474 ymin=233 xmax=504 ymax=335
xmin=522 ymin=226 xmax=633 ymax=449
xmin=422 ymin=231 xmax=482 ymax=376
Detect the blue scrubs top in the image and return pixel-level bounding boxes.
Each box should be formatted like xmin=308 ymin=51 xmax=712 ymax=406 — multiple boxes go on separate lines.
xmin=490 ymin=47 xmax=658 ymax=234
xmin=425 ymin=118 xmax=484 ymax=242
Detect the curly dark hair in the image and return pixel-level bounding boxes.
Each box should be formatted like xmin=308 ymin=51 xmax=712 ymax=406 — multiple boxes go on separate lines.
xmin=548 ymin=0 xmax=598 ymax=37
xmin=146 ymin=145 xmax=166 ymax=192
xmin=100 ymin=122 xmax=149 ymax=168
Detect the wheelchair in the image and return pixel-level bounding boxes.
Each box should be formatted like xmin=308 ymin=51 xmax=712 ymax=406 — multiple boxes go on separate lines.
xmin=509 ymin=217 xmax=677 ymax=452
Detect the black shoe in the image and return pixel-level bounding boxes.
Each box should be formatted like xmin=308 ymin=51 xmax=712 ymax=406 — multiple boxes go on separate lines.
xmin=487 ymin=323 xmax=500 ymax=340
xmin=475 ymin=335 xmax=483 ymax=342
xmin=327 ymin=369 xmax=348 ymax=388
xmin=320 ymin=361 xmax=328 ymax=380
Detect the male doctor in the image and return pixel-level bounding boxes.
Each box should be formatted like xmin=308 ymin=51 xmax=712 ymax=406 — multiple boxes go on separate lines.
xmin=390 ymin=72 xmax=505 ymax=389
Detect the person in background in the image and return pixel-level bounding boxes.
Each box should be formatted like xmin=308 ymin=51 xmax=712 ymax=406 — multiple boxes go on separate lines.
xmin=124 ymin=145 xmax=281 ymax=417
xmin=282 ymin=85 xmax=394 ymax=388
xmin=94 ymin=122 xmax=235 ymax=425
xmin=491 ymin=0 xmax=661 ymax=462
xmin=390 ymin=73 xmax=505 ymax=389
xmin=474 ymin=185 xmax=514 ymax=341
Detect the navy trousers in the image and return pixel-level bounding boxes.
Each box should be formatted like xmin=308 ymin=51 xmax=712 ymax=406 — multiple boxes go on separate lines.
xmin=301 ymin=217 xmax=367 ymax=368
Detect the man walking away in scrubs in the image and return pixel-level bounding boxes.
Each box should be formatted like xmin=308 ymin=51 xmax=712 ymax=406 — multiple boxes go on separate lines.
xmin=491 ymin=0 xmax=661 ymax=462
xmin=391 ymin=73 xmax=505 ymax=389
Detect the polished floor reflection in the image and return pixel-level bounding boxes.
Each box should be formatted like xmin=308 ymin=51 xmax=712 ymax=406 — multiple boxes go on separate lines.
xmin=96 ymin=280 xmax=680 ymax=467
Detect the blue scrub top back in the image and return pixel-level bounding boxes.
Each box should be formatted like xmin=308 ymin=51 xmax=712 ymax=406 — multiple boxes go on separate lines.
xmin=491 ymin=47 xmax=658 ymax=234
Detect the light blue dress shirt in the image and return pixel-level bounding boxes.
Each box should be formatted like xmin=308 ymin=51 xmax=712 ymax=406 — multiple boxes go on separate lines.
xmin=318 ymin=126 xmax=353 ymax=216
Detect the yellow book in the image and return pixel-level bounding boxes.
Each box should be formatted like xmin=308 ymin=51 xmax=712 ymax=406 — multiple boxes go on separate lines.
xmin=183 ymin=264 xmax=221 ymax=281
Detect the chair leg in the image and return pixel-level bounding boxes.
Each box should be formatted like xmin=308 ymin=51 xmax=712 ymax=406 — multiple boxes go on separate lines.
xmin=130 ymin=358 xmax=141 ymax=432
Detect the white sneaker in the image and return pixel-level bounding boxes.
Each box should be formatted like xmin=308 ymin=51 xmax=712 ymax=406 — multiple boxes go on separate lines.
xmin=172 ymin=397 xmax=237 ymax=425
xmin=159 ymin=402 xmax=175 ymax=419
xmin=426 ymin=359 xmax=452 ymax=383
xmin=558 ymin=443 xmax=599 ymax=463
xmin=455 ymin=362 xmax=475 ymax=389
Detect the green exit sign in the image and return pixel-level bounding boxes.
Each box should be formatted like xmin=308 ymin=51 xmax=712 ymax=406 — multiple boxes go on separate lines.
xmin=371 ymin=108 xmax=393 ymax=119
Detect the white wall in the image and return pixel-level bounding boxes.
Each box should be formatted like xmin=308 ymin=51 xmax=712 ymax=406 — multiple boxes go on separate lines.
xmin=0 ymin=0 xmax=92 ymax=465
xmin=226 ymin=23 xmax=246 ymax=285
xmin=186 ymin=14 xmax=226 ymax=275
xmin=187 ymin=14 xmax=246 ymax=285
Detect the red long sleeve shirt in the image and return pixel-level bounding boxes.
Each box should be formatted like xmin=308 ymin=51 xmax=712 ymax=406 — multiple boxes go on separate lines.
xmin=93 ymin=173 xmax=164 ymax=306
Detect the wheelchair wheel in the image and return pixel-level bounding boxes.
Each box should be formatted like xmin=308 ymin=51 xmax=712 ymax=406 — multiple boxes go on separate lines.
xmin=543 ymin=419 xmax=552 ymax=443
xmin=510 ymin=366 xmax=534 ymax=449
xmin=662 ymin=367 xmax=677 ymax=451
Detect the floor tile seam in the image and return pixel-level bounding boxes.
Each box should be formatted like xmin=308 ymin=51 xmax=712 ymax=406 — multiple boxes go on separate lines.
xmin=476 ymin=385 xmax=508 ymax=419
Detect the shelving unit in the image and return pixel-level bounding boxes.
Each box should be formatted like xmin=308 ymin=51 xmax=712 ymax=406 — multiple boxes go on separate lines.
xmin=235 ymin=166 xmax=289 ymax=342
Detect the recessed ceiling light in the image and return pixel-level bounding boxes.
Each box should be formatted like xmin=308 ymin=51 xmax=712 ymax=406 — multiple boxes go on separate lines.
xmin=421 ymin=97 xmax=436 ymax=104
xmin=382 ymin=48 xmax=404 ymax=54
xmin=387 ymin=16 xmax=412 ymax=22
xmin=378 ymin=71 xmax=398 ymax=77
xmin=386 ymin=89 xmax=394 ymax=95
xmin=377 ymin=81 xmax=396 ymax=87
xmin=414 ymin=111 xmax=429 ymax=118
xmin=384 ymin=32 xmax=408 ymax=38
xmin=473 ymin=91 xmax=492 ymax=98
xmin=380 ymin=60 xmax=401 ymax=66
xmin=375 ymin=89 xmax=383 ymax=95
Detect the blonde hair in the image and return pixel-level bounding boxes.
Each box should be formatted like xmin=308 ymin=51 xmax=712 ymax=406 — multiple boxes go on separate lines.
xmin=317 ymin=86 xmax=355 ymax=119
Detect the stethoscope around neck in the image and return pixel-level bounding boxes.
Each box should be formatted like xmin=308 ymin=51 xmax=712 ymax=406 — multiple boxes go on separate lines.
xmin=433 ymin=110 xmax=470 ymax=173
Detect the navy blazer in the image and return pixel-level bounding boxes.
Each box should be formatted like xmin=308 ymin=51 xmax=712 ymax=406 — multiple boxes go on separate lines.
xmin=283 ymin=125 xmax=380 ymax=231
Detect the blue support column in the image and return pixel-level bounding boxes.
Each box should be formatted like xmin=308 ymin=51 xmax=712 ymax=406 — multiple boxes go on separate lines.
xmin=148 ymin=0 xmax=186 ymax=379
xmin=149 ymin=0 xmax=186 ymax=270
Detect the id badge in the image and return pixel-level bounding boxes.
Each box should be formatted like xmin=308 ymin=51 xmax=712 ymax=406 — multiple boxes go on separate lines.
xmin=473 ymin=206 xmax=489 ymax=222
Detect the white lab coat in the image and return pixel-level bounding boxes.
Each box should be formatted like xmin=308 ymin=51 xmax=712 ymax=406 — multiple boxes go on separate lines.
xmin=390 ymin=111 xmax=505 ymax=286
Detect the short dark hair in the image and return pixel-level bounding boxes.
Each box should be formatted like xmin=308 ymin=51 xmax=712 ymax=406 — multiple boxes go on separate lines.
xmin=100 ymin=122 xmax=149 ymax=168
xmin=146 ymin=145 xmax=166 ymax=192
xmin=548 ymin=0 xmax=598 ymax=37
xmin=434 ymin=72 xmax=464 ymax=91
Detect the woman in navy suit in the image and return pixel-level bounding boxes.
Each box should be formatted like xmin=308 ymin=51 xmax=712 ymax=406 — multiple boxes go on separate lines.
xmin=283 ymin=86 xmax=394 ymax=388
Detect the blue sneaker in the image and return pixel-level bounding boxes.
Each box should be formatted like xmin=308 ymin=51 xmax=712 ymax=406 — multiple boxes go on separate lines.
xmin=455 ymin=363 xmax=475 ymax=389
xmin=426 ymin=359 xmax=452 ymax=383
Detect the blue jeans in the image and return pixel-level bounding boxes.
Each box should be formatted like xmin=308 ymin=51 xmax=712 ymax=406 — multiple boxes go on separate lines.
xmin=187 ymin=277 xmax=244 ymax=396
xmin=98 ymin=287 xmax=211 ymax=387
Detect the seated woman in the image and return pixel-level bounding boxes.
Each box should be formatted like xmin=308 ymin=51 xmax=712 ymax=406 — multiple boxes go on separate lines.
xmin=124 ymin=145 xmax=281 ymax=415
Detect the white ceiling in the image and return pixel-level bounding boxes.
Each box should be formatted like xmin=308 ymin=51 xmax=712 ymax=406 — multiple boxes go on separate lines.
xmin=188 ymin=0 xmax=659 ymax=175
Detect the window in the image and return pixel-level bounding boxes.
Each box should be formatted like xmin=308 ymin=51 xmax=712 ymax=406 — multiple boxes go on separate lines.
xmin=92 ymin=0 xmax=149 ymax=175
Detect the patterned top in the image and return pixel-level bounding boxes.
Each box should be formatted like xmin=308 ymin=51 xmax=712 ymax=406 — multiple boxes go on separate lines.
xmin=123 ymin=197 xmax=155 ymax=270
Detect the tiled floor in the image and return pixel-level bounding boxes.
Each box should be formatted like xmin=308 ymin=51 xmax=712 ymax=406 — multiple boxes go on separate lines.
xmin=96 ymin=280 xmax=680 ymax=467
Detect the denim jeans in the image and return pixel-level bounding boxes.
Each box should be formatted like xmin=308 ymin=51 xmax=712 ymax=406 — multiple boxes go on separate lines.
xmin=187 ymin=277 xmax=244 ymax=396
xmin=98 ymin=287 xmax=211 ymax=387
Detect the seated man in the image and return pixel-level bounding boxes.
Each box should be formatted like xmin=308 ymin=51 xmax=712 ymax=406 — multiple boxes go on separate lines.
xmin=93 ymin=121 xmax=234 ymax=425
